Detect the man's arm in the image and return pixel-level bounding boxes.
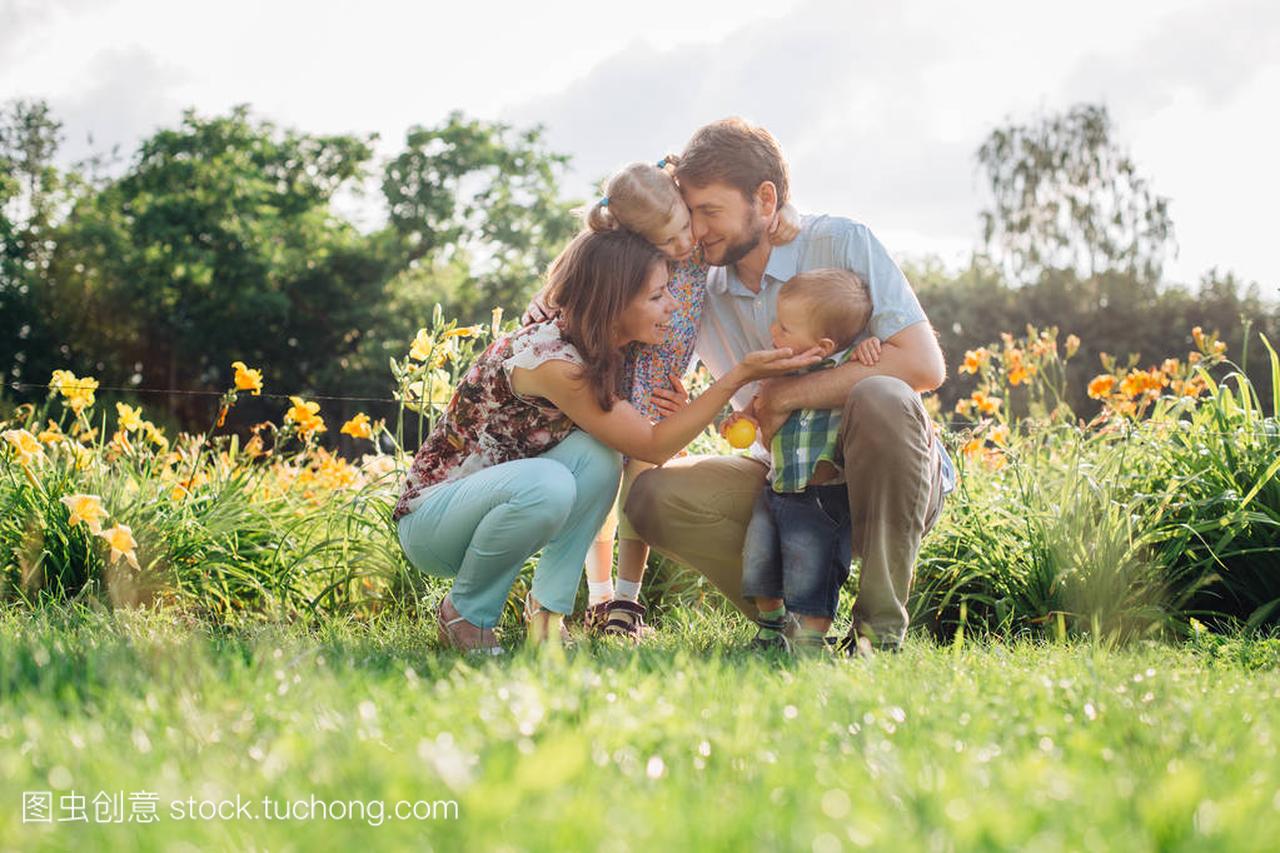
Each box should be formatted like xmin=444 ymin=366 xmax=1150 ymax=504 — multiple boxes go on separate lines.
xmin=751 ymin=321 xmax=945 ymax=443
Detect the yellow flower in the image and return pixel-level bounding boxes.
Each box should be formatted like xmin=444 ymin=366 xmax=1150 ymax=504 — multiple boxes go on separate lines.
xmin=116 ymin=402 xmax=144 ymax=433
xmin=98 ymin=524 xmax=140 ymax=570
xmin=285 ymin=396 xmax=326 ymax=438
xmin=60 ymin=493 xmax=109 ymax=534
xmin=1087 ymin=375 xmax=1116 ymax=399
xmin=988 ymin=424 xmax=1010 ymax=446
xmin=231 ymin=361 xmax=264 ymax=395
xmin=491 ymin=306 xmax=504 ymax=337
xmin=340 ymin=413 xmax=373 ymax=440
xmin=38 ymin=420 xmax=65 ymax=445
xmin=441 ymin=324 xmax=484 ymax=340
xmin=971 ymin=390 xmax=1001 ymax=416
xmin=404 ymin=370 xmax=454 ymax=412
xmin=409 ymin=329 xmax=455 ymax=368
xmin=169 ymin=470 xmax=210 ymax=502
xmin=983 ymin=449 xmax=1008 ymax=471
xmin=960 ymin=349 xmax=988 ymax=375
xmin=3 ymin=429 xmax=44 ymax=466
xmin=141 ymin=420 xmax=169 ymax=452
xmin=49 ymin=369 xmax=98 ymax=413
xmin=69 ymin=444 xmax=94 ymax=471
xmin=961 ymin=437 xmax=984 ymax=461
xmin=1191 ymin=326 xmax=1204 ymax=348
xmin=1007 ymin=365 xmax=1029 ymax=386
xmin=1064 ymin=334 xmax=1081 ymax=358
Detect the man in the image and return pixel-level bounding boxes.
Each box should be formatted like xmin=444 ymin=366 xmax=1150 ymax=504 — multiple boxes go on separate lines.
xmin=625 ymin=117 xmax=954 ymax=653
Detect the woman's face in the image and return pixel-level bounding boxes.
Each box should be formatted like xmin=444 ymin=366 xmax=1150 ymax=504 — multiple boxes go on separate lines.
xmin=617 ymin=261 xmax=678 ymax=346
xmin=649 ymin=206 xmax=695 ymax=262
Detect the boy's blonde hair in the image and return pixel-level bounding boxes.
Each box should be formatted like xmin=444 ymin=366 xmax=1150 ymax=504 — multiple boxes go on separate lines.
xmin=778 ymin=268 xmax=872 ymax=351
xmin=585 ymin=157 xmax=683 ymax=242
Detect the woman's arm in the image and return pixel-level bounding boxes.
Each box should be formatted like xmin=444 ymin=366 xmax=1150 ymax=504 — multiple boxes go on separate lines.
xmin=512 ymin=348 xmax=820 ymax=465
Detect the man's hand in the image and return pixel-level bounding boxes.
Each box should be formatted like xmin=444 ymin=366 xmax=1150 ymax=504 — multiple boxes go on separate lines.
xmin=649 ymin=373 xmax=690 ymax=418
xmin=749 ymin=379 xmax=795 ymax=447
xmin=852 ymin=335 xmax=882 ymax=365
xmin=521 ymin=289 xmax=557 ymax=326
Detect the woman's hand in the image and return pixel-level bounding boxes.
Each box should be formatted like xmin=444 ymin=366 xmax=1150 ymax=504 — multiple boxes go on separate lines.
xmin=649 ymin=373 xmax=690 ymax=417
xmin=731 ymin=346 xmax=823 ymax=384
xmin=768 ymin=203 xmax=801 ymax=246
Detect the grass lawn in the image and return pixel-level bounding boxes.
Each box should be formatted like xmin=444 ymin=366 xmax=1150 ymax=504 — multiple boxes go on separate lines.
xmin=2 ymin=607 xmax=1279 ymax=851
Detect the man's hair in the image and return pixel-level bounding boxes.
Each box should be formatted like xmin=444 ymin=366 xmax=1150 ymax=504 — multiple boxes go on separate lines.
xmin=676 ymin=117 xmax=790 ymax=208
xmin=778 ymin=268 xmax=872 ymax=351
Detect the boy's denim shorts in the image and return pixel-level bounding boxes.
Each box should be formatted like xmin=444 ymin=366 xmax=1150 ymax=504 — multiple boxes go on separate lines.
xmin=741 ymin=483 xmax=853 ymax=619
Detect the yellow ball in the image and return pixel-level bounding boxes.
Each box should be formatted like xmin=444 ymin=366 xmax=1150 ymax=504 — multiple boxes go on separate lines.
xmin=725 ymin=418 xmax=757 ymax=449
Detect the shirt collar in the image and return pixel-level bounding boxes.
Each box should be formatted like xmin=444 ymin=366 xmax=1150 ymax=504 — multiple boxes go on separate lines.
xmin=708 ymin=238 xmax=803 ymax=296
xmin=820 ymin=346 xmax=853 ymax=369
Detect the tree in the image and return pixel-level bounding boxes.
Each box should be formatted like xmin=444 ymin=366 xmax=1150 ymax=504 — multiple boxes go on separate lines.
xmin=381 ymin=112 xmax=578 ymax=316
xmin=977 ymin=103 xmax=1175 ymax=285
xmin=0 ymin=99 xmax=71 ymax=389
xmin=48 ymin=106 xmax=379 ymax=422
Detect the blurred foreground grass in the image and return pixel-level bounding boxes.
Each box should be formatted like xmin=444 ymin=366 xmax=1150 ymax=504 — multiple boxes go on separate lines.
xmin=2 ymin=606 xmax=1279 ymax=851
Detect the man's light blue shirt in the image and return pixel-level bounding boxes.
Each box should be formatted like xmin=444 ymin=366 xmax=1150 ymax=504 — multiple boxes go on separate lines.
xmin=696 ymin=214 xmax=927 ymax=410
xmin=695 ymin=214 xmax=954 ymax=493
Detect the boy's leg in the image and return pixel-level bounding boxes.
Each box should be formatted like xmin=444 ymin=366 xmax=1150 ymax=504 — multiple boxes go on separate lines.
xmin=624 ymin=454 xmax=768 ymax=615
xmin=774 ymin=486 xmax=853 ymax=635
xmin=531 ymin=431 xmax=624 ymax=615
xmin=741 ymin=487 xmax=784 ymax=610
xmin=838 ymin=376 xmax=944 ymax=648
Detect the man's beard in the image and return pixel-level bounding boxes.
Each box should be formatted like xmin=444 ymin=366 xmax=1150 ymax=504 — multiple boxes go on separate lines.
xmin=715 ymin=218 xmax=766 ymax=267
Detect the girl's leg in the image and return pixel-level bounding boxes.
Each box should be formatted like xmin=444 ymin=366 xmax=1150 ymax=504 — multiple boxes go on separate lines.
xmin=529 ymin=431 xmax=623 ymax=617
xmin=614 ymin=459 xmax=654 ymax=600
xmin=397 ymin=456 xmax=579 ymax=629
xmin=584 ymin=506 xmax=619 ymax=605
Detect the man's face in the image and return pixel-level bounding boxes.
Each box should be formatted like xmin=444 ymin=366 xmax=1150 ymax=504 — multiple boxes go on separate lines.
xmin=680 ymin=181 xmax=766 ymax=267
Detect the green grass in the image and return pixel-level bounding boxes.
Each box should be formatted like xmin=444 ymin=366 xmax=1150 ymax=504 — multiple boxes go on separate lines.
xmin=3 ymin=606 xmax=1279 ymax=851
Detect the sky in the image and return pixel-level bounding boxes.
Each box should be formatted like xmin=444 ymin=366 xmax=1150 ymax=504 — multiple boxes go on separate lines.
xmin=3 ymin=0 xmax=1278 ymax=297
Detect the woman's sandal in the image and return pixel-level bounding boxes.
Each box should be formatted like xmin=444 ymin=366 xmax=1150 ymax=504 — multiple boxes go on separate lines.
xmin=523 ymin=592 xmax=572 ymax=646
xmin=436 ymin=596 xmax=504 ymax=656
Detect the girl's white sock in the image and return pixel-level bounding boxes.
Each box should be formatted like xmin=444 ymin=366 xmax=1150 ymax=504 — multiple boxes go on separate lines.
xmin=615 ymin=578 xmax=642 ymax=602
xmin=587 ymin=578 xmax=614 ymax=605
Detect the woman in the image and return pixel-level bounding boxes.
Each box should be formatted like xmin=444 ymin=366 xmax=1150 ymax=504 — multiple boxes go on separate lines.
xmin=394 ymin=227 xmax=819 ymax=654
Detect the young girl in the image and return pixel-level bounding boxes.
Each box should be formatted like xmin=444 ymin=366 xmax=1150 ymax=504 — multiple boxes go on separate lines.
xmin=396 ymin=227 xmax=818 ymax=654
xmin=570 ymin=158 xmax=798 ymax=640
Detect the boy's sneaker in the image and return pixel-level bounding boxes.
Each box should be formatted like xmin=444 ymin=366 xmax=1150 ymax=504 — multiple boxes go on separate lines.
xmin=750 ymin=613 xmax=799 ymax=654
xmin=790 ymin=629 xmax=833 ymax=658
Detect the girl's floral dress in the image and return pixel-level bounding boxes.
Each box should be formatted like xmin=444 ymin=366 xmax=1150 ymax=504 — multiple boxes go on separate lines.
xmin=393 ymin=321 xmax=584 ymax=521
xmin=624 ymin=256 xmax=708 ymax=420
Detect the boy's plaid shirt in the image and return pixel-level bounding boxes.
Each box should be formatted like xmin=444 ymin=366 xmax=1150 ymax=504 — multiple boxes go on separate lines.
xmin=768 ymin=348 xmax=852 ymax=494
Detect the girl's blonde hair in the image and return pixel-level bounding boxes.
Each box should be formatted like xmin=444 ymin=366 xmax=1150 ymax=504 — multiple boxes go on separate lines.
xmin=585 ymin=156 xmax=683 ymax=242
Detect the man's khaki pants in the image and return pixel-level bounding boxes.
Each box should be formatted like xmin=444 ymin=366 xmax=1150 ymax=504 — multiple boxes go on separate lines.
xmin=625 ymin=376 xmax=945 ymax=647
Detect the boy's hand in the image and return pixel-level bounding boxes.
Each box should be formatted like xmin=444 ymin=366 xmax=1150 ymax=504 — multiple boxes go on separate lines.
xmin=650 ymin=373 xmax=690 ymax=417
xmin=852 ymin=336 xmax=882 ymax=365
xmin=768 ymin=203 xmax=801 ymax=245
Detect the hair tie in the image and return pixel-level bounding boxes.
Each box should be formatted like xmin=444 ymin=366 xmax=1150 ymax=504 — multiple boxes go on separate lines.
xmin=599 ymin=196 xmax=610 ymax=207
xmin=656 ymin=158 xmax=666 ymax=169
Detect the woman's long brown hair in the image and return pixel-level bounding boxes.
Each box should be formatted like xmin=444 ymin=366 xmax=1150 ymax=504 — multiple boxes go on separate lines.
xmin=543 ymin=228 xmax=665 ymax=411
